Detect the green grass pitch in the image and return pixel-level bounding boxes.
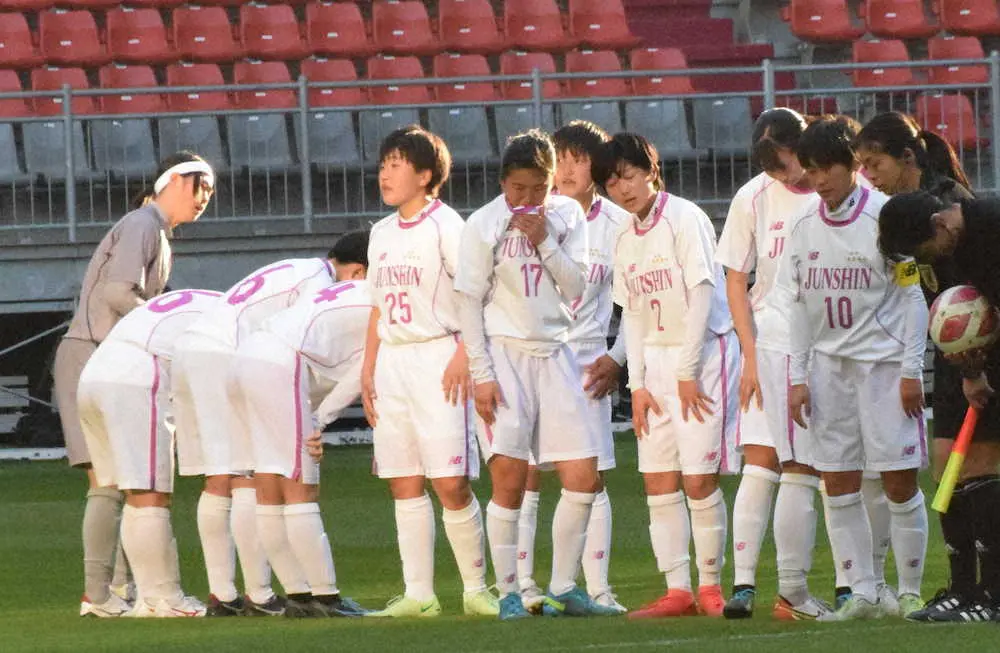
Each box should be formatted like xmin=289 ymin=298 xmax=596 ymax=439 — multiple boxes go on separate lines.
xmin=0 ymin=435 xmax=995 ymax=652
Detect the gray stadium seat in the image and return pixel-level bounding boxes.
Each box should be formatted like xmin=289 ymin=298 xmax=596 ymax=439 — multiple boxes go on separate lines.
xmin=427 ymin=107 xmax=494 ymax=164
xmin=559 ymin=101 xmax=623 ymax=136
xmin=625 ymin=100 xmax=704 ymax=161
xmin=226 ymin=114 xmax=295 ymax=172
xmin=158 ymin=117 xmax=228 ymax=173
xmin=0 ymin=125 xmax=29 ymax=184
xmin=494 ymin=105 xmax=555 ymax=151
xmin=90 ymin=119 xmax=158 ymax=179
xmin=23 ymin=120 xmax=95 ymax=181
xmin=693 ymin=97 xmax=753 ymax=158
xmin=359 ymin=108 xmax=420 ymax=165
xmin=308 ymin=110 xmax=361 ymax=168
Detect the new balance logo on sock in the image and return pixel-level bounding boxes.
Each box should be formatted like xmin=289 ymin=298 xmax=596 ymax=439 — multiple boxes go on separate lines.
xmin=907 ymin=558 xmax=921 ymax=568
xmin=504 ymin=574 xmax=516 ymax=584
xmin=593 ymin=551 xmax=606 ymax=560
xmin=736 ymin=542 xmax=747 ymax=551
xmin=518 ymin=551 xmax=528 ymax=560
xmin=842 ymin=560 xmax=853 ymax=570
xmin=473 ymin=558 xmax=484 ymax=568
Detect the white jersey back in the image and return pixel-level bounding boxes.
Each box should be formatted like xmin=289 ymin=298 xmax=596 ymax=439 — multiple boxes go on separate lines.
xmin=106 ymin=289 xmax=222 ymax=360
xmin=186 ymin=258 xmax=334 ymax=349
xmin=262 ymin=280 xmax=371 ymax=377
xmin=716 ymin=173 xmax=819 ymax=353
xmin=455 ymin=193 xmax=588 ymax=343
xmin=566 ymin=196 xmax=631 ymax=343
xmin=369 ymin=200 xmax=463 ymax=345
xmin=613 ymin=192 xmax=732 ymax=347
xmin=779 ymin=185 xmax=913 ymax=361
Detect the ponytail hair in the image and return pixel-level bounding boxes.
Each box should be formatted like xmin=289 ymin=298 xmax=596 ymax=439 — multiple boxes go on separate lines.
xmin=918 ymin=129 xmax=971 ymax=191
xmin=130 ymin=150 xmax=210 ymax=211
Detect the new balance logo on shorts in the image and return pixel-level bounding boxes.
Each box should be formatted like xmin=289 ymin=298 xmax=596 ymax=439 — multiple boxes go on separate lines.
xmin=449 ymin=456 xmax=464 ymax=466
xmin=903 ymin=445 xmax=916 ymax=456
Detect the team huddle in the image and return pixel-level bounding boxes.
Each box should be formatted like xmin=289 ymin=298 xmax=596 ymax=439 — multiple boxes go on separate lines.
xmin=55 ymin=108 xmax=999 ymax=624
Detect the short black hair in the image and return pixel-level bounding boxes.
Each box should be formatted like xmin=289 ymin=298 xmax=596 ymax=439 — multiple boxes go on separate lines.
xmin=553 ymin=120 xmax=609 ymax=160
xmin=592 ymin=132 xmax=662 ymax=190
xmin=378 ymin=125 xmax=452 ymax=197
xmin=751 ymin=108 xmax=808 ymax=172
xmin=500 ymin=129 xmax=556 ymax=180
xmin=328 ymin=230 xmax=370 ymax=267
xmin=877 ymin=191 xmax=943 ymax=259
xmin=796 ymin=115 xmax=862 ymax=170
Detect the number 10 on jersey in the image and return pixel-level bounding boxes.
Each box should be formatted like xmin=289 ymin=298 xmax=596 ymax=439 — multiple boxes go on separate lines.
xmin=824 ymin=296 xmax=853 ymax=329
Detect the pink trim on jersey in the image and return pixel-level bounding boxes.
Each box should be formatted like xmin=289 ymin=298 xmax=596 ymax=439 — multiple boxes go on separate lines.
xmin=819 ymin=186 xmax=869 ymax=228
xmin=735 ymin=406 xmax=743 ymax=448
xmin=323 ymin=258 xmax=335 ymax=279
xmin=718 ymin=335 xmax=730 ymax=473
xmin=586 ymin=197 xmax=603 ymax=222
xmin=741 ymin=179 xmax=775 ymax=274
xmin=292 ymin=352 xmax=304 ymax=482
xmin=785 ymin=354 xmax=796 ymax=461
xmin=484 ymin=422 xmax=494 ymax=445
xmin=148 ymin=355 xmax=161 ymax=489
xmin=428 ymin=213 xmax=450 ymax=334
xmin=633 ymin=192 xmax=668 ymax=237
xmin=917 ymin=414 xmax=928 ymax=467
xmin=397 ymin=199 xmax=443 ymax=230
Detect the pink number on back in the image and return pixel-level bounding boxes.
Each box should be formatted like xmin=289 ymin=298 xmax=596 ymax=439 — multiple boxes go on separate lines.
xmin=227 ymin=263 xmax=295 ymax=305
xmin=314 ymin=282 xmax=357 ymax=304
xmin=147 ymin=290 xmax=220 ymax=314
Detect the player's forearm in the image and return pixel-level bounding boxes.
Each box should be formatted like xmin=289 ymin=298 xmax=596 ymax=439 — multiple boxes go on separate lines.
xmin=608 ymin=326 xmax=627 ymax=366
xmin=676 ymin=281 xmax=713 ymax=381
xmin=787 ymin=299 xmax=810 ymax=384
xmin=361 ymin=308 xmax=381 ymax=374
xmin=623 ymin=311 xmax=646 ymax=391
xmin=901 ymin=284 xmax=930 ymax=380
xmin=102 ymin=281 xmax=145 ymax=318
xmin=458 ymin=292 xmax=495 ymax=383
xmin=725 ymin=269 xmax=757 ymax=358
xmin=314 ymin=379 xmax=361 ymax=430
xmin=536 ymin=235 xmax=586 ymax=303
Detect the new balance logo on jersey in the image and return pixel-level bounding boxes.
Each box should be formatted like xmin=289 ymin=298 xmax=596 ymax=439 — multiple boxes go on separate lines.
xmin=703 ymin=451 xmax=719 ymax=462
xmin=809 ymin=251 xmax=820 ymax=261
xmin=448 ymin=456 xmax=464 ymax=466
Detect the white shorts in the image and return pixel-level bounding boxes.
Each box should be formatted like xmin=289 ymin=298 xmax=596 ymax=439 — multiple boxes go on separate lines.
xmin=78 ymin=341 xmax=174 ymax=493
xmin=639 ymin=331 xmax=740 ymax=476
xmin=735 ymin=347 xmax=813 ymax=466
xmin=173 ymin=332 xmax=251 ymax=477
xmin=231 ymin=333 xmax=320 ymax=485
xmin=373 ymin=337 xmax=480 ymax=480
xmin=809 ymin=352 xmax=927 ymax=473
xmin=476 ymin=339 xmax=598 ymax=465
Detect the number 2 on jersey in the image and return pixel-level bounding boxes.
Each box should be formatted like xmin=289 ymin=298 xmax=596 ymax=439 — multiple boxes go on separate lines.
xmin=385 ymin=292 xmax=412 ymax=324
xmin=824 ymin=296 xmax=853 ymax=329
xmin=521 ymin=263 xmax=543 ymax=297
xmin=650 ymin=299 xmax=666 ymax=331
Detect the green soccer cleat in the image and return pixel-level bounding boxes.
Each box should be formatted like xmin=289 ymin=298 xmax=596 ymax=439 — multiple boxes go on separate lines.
xmin=818 ymin=595 xmax=883 ymax=622
xmin=897 ymin=593 xmax=923 ymax=618
xmin=463 ymin=588 xmax=500 ymax=616
xmin=369 ymin=594 xmax=441 ymax=618
xmin=548 ymin=587 xmax=623 ymax=617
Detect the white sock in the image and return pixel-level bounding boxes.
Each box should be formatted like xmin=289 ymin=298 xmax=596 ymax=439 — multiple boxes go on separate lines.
xmin=122 ymin=505 xmax=182 ymax=604
xmin=395 ymin=494 xmax=436 ymax=601
xmin=516 ymin=490 xmax=540 ymax=590
xmin=255 ymin=504 xmax=310 ymax=596
xmin=197 ymin=492 xmax=238 ymax=602
xmin=285 ymin=503 xmax=339 ymax=596
xmin=688 ymin=488 xmax=727 ymax=588
xmin=443 ymin=496 xmax=488 ymax=593
xmin=774 ymin=473 xmax=819 ymax=605
xmin=111 ymin=537 xmax=131 ymax=591
xmin=731 ymin=465 xmax=779 ymax=587
xmin=487 ymin=501 xmax=521 ymax=596
xmin=825 ymin=491 xmax=877 ymax=602
xmin=861 ymin=474 xmax=891 ymax=585
xmin=820 ymin=481 xmax=849 ymax=590
xmin=583 ymin=488 xmax=613 ymax=597
xmin=231 ymin=487 xmax=273 ymax=605
xmin=648 ymin=492 xmax=692 ymax=592
xmin=549 ymin=489 xmax=596 ymax=596
xmin=888 ymin=490 xmax=928 ymax=597
xmin=83 ymin=487 xmax=123 ymax=604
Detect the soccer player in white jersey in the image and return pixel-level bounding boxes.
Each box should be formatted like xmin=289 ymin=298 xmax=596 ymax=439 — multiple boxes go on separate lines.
xmin=232 ymin=276 xmax=371 ymax=619
xmin=596 ymin=133 xmax=739 ymax=620
xmin=173 ymin=235 xmax=367 ymax=616
xmin=456 ymin=129 xmax=618 ymax=620
xmin=777 ymin=116 xmax=929 ymax=621
xmin=78 ymin=288 xmax=221 ymax=618
xmin=515 ymin=121 xmax=630 ymax=614
xmin=359 ymin=126 xmax=495 ymax=618
xmin=716 ymin=108 xmax=836 ymax=620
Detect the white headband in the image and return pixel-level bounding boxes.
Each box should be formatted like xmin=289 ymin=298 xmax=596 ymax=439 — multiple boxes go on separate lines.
xmin=153 ymin=160 xmax=215 ymax=195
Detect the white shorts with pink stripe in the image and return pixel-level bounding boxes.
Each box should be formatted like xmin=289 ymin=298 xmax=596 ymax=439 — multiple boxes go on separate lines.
xmin=78 ymin=340 xmax=175 ymax=493
xmin=638 ymin=332 xmax=740 ymax=476
xmin=231 ymin=333 xmax=319 ymax=485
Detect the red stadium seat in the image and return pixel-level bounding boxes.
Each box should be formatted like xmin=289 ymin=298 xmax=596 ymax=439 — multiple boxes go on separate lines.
xmin=564 ymin=49 xmax=627 ymax=97
xmin=0 ymin=0 xmax=54 ymax=11
xmin=300 ymin=56 xmax=364 ymax=107
xmin=933 ymin=0 xmax=1000 ymax=35
xmin=232 ymin=60 xmax=296 ymax=109
xmin=372 ymin=0 xmax=439 ymax=57
xmin=106 ymin=7 xmax=175 ymax=65
xmin=499 ymin=51 xmax=560 ymax=100
xmin=861 ymin=0 xmax=938 ymax=39
xmin=240 ymin=4 xmax=309 ymax=61
xmin=437 ymin=0 xmax=504 ymax=55
xmin=39 ymin=10 xmax=108 ymax=66
xmin=0 ymin=69 xmax=29 ymax=117
xmin=504 ymin=0 xmax=579 ymax=52
xmin=70 ymin=0 xmax=120 ymax=10
xmin=851 ymin=39 xmax=917 ymax=87
xmin=916 ymin=93 xmax=982 ymax=149
xmin=98 ymin=63 xmax=165 ymax=113
xmin=173 ymin=6 xmax=243 ymax=62
xmin=568 ymin=0 xmax=642 ymax=50
xmin=366 ymin=55 xmax=430 ymax=104
xmin=30 ymin=66 xmax=95 ymax=116
xmin=305 ymin=1 xmax=374 ymax=58
xmin=780 ymin=0 xmax=865 ymax=43
xmin=164 ymin=62 xmax=231 ymax=111
xmin=117 ymin=0 xmax=186 ymax=8
xmin=0 ymin=12 xmax=42 ymax=68
xmin=927 ymin=35 xmax=988 ymax=85
xmin=629 ymin=47 xmax=695 ymax=95
xmin=432 ymin=53 xmax=497 ymax=102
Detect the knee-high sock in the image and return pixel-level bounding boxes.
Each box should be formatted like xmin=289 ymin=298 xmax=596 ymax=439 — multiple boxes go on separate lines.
xmin=732 ymin=465 xmax=779 ymax=587
xmin=515 ymin=490 xmax=540 ymax=590
xmin=825 ymin=492 xmax=877 ymax=602
xmin=648 ymin=492 xmax=692 ymax=592
xmin=550 ymin=490 xmax=596 ymax=596
xmin=111 ymin=537 xmax=131 ymax=594
xmin=395 ymin=494 xmax=436 ymax=601
xmin=197 ymin=492 xmax=237 ymax=602
xmin=582 ymin=488 xmax=613 ymax=597
xmin=775 ymin=473 xmax=819 ymax=605
xmin=83 ymin=487 xmax=123 ymax=604
xmin=285 ymin=503 xmax=339 ymax=597
xmin=230 ymin=487 xmax=273 ymax=604
xmin=820 ymin=481 xmax=849 ymax=590
xmin=939 ymin=482 xmax=979 ymax=598
xmin=965 ymin=475 xmax=1000 ymax=601
xmin=443 ymin=496 xmax=488 ymax=594
xmin=255 ymin=504 xmax=310 ymax=596
xmin=688 ymin=489 xmax=727 ymax=588
xmin=487 ymin=501 xmax=520 ymax=597
xmin=862 ymin=474 xmax=891 ymax=585
xmin=888 ymin=490 xmax=928 ymax=597
xmin=121 ymin=504 xmax=183 ymax=604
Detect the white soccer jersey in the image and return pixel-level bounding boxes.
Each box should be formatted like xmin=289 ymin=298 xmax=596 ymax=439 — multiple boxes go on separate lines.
xmin=369 ymin=199 xmax=464 ymax=345
xmin=105 ymin=289 xmax=222 ymax=360
xmin=613 ymin=191 xmax=731 ymax=347
xmin=455 ymin=193 xmax=588 ymax=343
xmin=185 ymin=258 xmax=335 ymax=348
xmin=566 ymin=196 xmax=631 ymax=343
xmin=716 ymin=172 xmax=819 ymax=353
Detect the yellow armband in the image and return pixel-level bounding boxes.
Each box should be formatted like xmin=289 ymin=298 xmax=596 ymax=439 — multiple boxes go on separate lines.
xmin=895 ymin=260 xmax=919 ymax=287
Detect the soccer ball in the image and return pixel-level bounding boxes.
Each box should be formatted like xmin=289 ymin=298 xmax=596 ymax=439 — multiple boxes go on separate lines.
xmin=928 ymin=285 xmax=1000 ymax=355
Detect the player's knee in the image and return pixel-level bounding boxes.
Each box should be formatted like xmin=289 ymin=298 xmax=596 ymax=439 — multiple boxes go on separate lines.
xmin=681 ymin=474 xmax=718 ymax=500
xmin=880 ymin=470 xmax=919 ymax=503
xmin=556 ymin=458 xmax=601 ymax=493
xmin=203 ymin=475 xmax=231 ymax=497
xmin=822 ymin=471 xmax=862 ymax=496
xmin=643 ymin=471 xmax=681 ymax=496
xmin=432 ymin=476 xmax=472 ymax=510
xmin=743 ymin=445 xmax=780 ymax=472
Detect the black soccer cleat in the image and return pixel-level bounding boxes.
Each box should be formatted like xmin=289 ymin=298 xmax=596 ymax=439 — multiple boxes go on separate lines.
xmin=906 ymin=589 xmax=975 ymax=622
xmin=723 ymin=585 xmax=756 ymax=619
xmin=244 ymin=594 xmax=286 ymax=617
xmin=311 ymin=594 xmax=369 ymax=618
xmin=206 ymin=594 xmax=246 ymax=617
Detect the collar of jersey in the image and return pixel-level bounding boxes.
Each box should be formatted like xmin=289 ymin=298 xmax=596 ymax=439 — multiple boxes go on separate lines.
xmin=819 ymin=185 xmax=868 ymax=227
xmin=397 ymin=199 xmax=441 ymax=229
xmin=633 ymin=192 xmax=667 ymax=236
xmin=586 ymin=196 xmax=603 ymax=222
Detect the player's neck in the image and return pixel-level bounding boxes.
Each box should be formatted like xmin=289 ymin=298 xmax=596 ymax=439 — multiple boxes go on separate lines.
xmin=573 ymin=188 xmax=597 ymax=213
xmin=636 ymin=193 xmax=658 ymax=220
xmin=398 ymin=195 xmax=433 ymax=221
xmin=824 ymin=183 xmax=858 ymax=212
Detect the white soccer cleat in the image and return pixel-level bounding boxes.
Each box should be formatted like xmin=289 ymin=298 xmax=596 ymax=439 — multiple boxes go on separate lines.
xmin=110 ymin=582 xmax=136 ymax=604
xmin=125 ymin=598 xmax=157 ymax=618
xmin=520 ymin=582 xmax=546 ymax=614
xmin=773 ymin=595 xmax=834 ymax=621
xmin=80 ymin=593 xmax=131 ymax=618
xmin=153 ymin=595 xmax=207 ymax=618
xmin=818 ymin=595 xmax=884 ymax=622
xmin=877 ymin=584 xmax=900 ymax=617
xmin=591 ymin=591 xmax=628 ymax=615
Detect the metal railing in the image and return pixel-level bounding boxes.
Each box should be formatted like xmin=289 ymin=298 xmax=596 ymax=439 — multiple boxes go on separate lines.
xmin=0 ymin=52 xmax=996 ymax=242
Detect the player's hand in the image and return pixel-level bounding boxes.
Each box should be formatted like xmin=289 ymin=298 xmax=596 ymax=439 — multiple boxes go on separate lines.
xmin=900 ymin=378 xmax=925 ymax=418
xmin=474 ymin=380 xmax=505 ymax=425
xmin=306 ymin=429 xmax=324 ymax=462
xmin=963 ymin=372 xmax=995 ymax=410
xmin=789 ymin=383 xmax=811 ymax=429
xmin=678 ymin=379 xmax=714 ymax=423
xmin=945 ymin=347 xmax=988 ymax=376
xmin=442 ymin=346 xmax=472 ymax=406
xmin=361 ymin=368 xmax=378 ymax=427
xmin=509 ymin=209 xmax=548 ymax=247
xmin=583 ymin=355 xmax=622 ymax=399
xmin=631 ymin=388 xmax=662 ymax=438
xmin=739 ymin=355 xmax=763 ymax=413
